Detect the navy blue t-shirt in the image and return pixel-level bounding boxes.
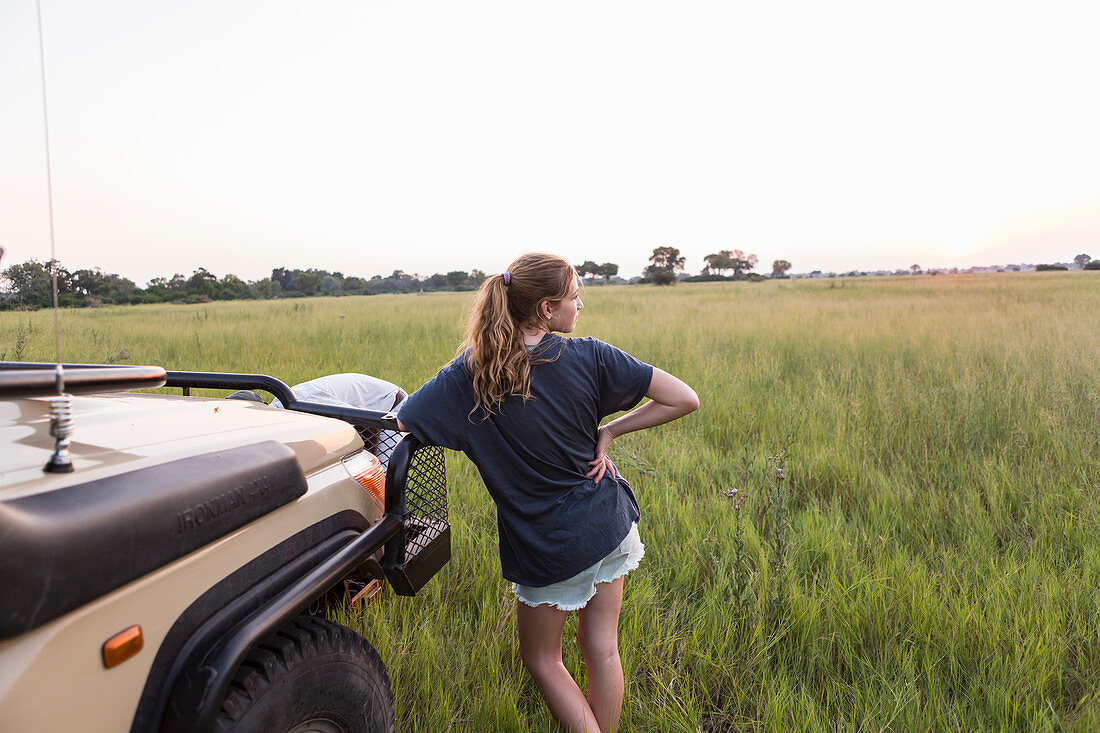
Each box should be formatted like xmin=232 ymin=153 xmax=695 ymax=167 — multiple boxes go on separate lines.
xmin=397 ymin=334 xmax=653 ymax=587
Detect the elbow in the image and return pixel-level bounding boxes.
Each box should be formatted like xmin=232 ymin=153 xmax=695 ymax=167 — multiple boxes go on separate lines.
xmin=682 ymin=388 xmax=700 ymax=415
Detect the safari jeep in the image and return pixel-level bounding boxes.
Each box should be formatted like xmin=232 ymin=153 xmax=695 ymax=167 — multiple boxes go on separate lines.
xmin=0 ymin=362 xmax=449 ymax=732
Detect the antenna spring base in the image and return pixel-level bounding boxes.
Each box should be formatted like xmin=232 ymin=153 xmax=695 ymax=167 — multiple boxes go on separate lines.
xmin=44 ymin=393 xmax=74 ymax=474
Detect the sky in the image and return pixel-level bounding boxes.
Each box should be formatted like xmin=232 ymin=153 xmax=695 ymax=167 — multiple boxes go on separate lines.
xmin=1 ymin=1 xmax=1098 ymax=286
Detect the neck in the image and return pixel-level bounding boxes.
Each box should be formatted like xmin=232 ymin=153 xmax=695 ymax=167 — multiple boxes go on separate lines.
xmin=521 ymin=325 xmax=550 ymax=346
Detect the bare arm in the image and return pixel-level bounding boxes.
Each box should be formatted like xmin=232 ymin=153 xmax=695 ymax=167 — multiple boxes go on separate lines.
xmin=586 ymin=367 xmax=699 ymax=482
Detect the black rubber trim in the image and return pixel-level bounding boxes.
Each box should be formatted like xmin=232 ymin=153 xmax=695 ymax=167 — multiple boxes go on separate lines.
xmin=0 ymin=441 xmax=307 ymax=640
xmin=131 ymin=510 xmax=371 ymax=733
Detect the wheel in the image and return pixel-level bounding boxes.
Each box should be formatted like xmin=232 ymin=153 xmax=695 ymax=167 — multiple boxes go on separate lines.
xmin=214 ymin=616 xmax=395 ymax=733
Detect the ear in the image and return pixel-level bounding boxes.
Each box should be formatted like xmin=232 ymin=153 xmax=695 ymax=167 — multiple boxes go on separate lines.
xmin=540 ymin=300 xmax=552 ymax=319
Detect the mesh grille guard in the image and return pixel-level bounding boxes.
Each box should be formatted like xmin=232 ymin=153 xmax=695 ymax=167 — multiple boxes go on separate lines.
xmin=381 ymin=436 xmax=450 ymax=595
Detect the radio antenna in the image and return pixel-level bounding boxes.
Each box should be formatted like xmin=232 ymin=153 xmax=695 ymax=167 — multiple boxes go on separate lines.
xmin=37 ymin=0 xmax=73 ymax=473
xmin=36 ymin=0 xmax=62 ymax=368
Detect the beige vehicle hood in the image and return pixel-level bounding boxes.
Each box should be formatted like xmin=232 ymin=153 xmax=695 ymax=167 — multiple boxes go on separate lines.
xmin=0 ymin=392 xmax=361 ymax=500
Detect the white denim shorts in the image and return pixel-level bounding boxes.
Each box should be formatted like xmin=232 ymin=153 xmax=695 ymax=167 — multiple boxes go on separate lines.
xmin=512 ymin=523 xmax=645 ymax=611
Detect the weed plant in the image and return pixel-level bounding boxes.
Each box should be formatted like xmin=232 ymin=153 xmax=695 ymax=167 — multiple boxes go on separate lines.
xmin=3 ymin=273 xmax=1099 ymax=730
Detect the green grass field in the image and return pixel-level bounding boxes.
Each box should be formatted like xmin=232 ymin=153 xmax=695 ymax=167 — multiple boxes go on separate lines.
xmin=4 ymin=273 xmax=1098 ymax=731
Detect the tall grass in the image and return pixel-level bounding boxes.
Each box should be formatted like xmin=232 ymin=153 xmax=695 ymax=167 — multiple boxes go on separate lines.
xmin=4 ymin=273 xmax=1099 ymax=730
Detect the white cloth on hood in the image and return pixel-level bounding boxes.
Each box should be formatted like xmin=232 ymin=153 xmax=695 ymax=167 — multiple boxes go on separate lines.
xmin=272 ymin=373 xmax=406 ymax=466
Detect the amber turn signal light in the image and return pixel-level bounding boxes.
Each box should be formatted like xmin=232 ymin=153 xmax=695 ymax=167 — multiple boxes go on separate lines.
xmin=343 ymin=451 xmax=385 ymax=508
xmin=102 ymin=625 xmax=143 ymax=668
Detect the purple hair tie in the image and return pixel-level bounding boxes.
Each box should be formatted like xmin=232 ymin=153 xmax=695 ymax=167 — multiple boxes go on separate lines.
xmin=502 ymin=271 xmax=511 ymax=285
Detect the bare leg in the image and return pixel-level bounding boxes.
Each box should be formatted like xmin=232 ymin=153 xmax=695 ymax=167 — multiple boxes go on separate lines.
xmin=576 ymin=576 xmax=625 ymax=733
xmin=516 ymin=600 xmax=601 ymax=732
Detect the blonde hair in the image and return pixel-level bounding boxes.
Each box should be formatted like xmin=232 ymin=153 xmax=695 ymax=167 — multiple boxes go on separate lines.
xmin=459 ymin=253 xmax=575 ymax=416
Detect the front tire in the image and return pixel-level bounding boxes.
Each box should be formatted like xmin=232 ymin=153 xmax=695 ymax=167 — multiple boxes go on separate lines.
xmin=214 ymin=616 xmax=394 ymax=733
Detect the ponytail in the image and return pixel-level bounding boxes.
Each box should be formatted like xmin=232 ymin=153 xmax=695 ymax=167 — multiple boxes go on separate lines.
xmin=459 ymin=253 xmax=574 ymax=416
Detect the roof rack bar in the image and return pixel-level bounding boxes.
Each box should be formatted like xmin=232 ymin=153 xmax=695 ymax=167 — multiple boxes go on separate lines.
xmin=0 ymin=363 xmax=165 ymax=397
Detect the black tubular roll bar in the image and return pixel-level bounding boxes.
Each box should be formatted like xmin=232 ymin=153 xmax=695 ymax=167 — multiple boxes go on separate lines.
xmin=162 ymin=370 xmax=401 ymax=430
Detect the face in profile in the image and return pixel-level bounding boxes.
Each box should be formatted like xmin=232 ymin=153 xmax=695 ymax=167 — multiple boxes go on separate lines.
xmin=546 ymin=275 xmax=583 ymax=333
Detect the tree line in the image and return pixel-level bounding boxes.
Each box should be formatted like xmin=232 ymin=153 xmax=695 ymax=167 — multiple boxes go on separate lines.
xmin=26 ymin=244 xmax=1077 ymax=308
xmin=1 ymin=246 xmax=789 ymax=309
xmin=0 ymin=260 xmax=496 ymax=310
xmin=0 ymin=248 xmax=788 ymax=309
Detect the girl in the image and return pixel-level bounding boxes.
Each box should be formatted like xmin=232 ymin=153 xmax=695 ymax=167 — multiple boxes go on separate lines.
xmin=397 ymin=253 xmax=698 ymax=733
